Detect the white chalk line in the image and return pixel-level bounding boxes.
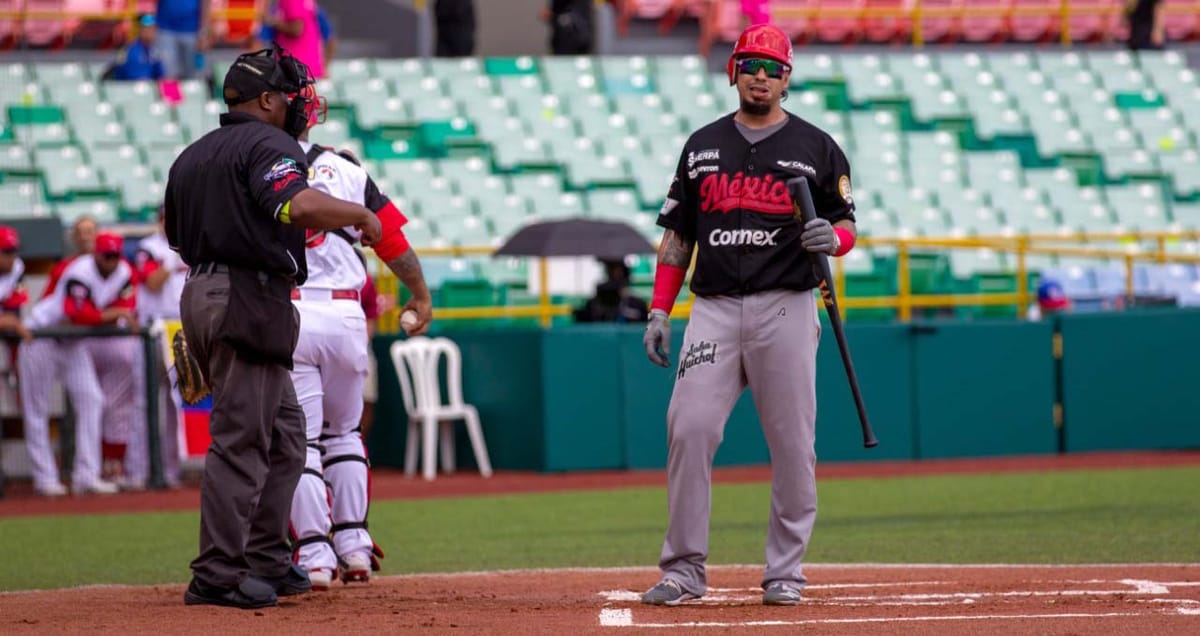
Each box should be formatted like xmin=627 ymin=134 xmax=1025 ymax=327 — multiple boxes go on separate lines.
xmin=598 ymin=577 xmax=1200 ymax=627
xmin=598 ymin=609 xmax=1156 ymax=628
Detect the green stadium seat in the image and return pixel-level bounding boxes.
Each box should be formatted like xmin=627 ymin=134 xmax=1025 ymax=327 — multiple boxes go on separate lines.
xmin=0 ymin=179 xmax=50 ymax=217
xmin=143 ymin=144 xmax=185 ymax=181
xmin=101 ymin=164 xmax=163 ymax=214
xmin=400 ymin=216 xmax=438 ymax=248
xmin=484 ymin=56 xmax=538 ymax=76
xmin=1160 ymin=151 xmax=1200 ymax=197
xmin=439 ymin=214 xmax=495 ymax=247
xmin=528 ymin=190 xmax=585 ymax=219
xmin=584 ymin=188 xmax=639 ymax=220
xmin=328 ymin=58 xmax=374 ymax=81
xmin=11 ymin=122 xmax=70 ymax=146
xmin=101 ymin=80 xmax=159 ymax=107
xmin=0 ymin=144 xmax=34 ymax=172
xmin=541 ymin=56 xmax=600 ymax=95
xmin=479 ymin=256 xmax=528 ymax=287
xmin=33 ymin=62 xmax=90 ymax=84
xmin=373 ymin=58 xmax=426 ymax=82
xmin=55 ymin=197 xmax=118 ymax=225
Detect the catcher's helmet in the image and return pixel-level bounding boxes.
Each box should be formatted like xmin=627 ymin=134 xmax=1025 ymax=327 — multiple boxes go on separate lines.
xmin=726 ymin=24 xmax=793 ymax=85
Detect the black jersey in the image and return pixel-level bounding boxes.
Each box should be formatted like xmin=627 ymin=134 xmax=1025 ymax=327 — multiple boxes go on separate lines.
xmin=165 ymin=112 xmax=310 ymax=283
xmin=656 ymin=112 xmax=856 ymax=297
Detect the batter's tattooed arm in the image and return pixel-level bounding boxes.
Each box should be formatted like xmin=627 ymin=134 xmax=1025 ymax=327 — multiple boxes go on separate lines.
xmin=658 ymin=229 xmax=695 ymax=269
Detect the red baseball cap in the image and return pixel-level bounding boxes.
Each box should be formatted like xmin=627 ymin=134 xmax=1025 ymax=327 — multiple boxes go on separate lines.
xmin=95 ymin=231 xmax=123 ymax=255
xmin=0 ymin=225 xmax=18 ymax=251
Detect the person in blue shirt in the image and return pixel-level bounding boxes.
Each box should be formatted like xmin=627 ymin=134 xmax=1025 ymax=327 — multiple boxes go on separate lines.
xmin=157 ymin=0 xmax=210 ymax=79
xmin=112 ymin=15 xmax=166 ymax=81
xmin=257 ymin=3 xmax=337 ymax=64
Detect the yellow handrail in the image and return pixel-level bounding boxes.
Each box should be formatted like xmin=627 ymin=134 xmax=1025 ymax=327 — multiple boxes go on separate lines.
xmin=372 ymin=229 xmax=1200 ymax=332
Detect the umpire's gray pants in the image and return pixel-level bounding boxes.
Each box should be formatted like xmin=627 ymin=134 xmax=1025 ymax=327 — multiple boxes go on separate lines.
xmin=658 ymin=289 xmax=820 ymax=597
xmin=182 ymin=271 xmax=305 ymax=588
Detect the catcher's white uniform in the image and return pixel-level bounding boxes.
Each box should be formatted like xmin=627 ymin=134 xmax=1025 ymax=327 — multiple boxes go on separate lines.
xmin=289 ymin=142 xmax=406 ymax=587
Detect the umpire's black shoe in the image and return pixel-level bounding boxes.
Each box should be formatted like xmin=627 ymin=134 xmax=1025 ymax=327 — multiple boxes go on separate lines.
xmin=256 ymin=564 xmax=313 ymax=597
xmin=184 ymin=577 xmax=278 ymax=609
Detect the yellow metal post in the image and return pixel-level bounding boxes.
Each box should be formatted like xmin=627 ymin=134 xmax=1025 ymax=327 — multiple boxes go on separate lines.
xmin=897 ymin=242 xmax=912 ymax=322
xmin=912 ymin=0 xmax=925 ymax=48
xmin=1124 ymin=253 xmax=1135 ymax=299
xmin=1059 ymin=0 xmax=1072 ymax=46
xmin=539 ymin=257 xmax=551 ymax=328
xmin=1016 ymin=237 xmax=1029 ymax=318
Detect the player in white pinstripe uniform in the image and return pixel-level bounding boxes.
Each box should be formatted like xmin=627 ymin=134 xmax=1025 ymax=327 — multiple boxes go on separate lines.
xmin=288 ymin=119 xmax=433 ymax=590
xmin=128 ymin=211 xmax=188 ymax=489
xmin=82 ymin=233 xmax=145 ymax=487
xmin=20 ymin=232 xmax=137 ymax=496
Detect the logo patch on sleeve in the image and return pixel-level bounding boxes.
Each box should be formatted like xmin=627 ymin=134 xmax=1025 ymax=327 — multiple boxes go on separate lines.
xmin=838 ymin=175 xmax=853 ymax=205
xmin=264 ymin=158 xmax=302 ymax=182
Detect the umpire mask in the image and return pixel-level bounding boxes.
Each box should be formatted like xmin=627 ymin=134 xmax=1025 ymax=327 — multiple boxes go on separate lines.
xmin=224 ymin=47 xmax=317 ymax=139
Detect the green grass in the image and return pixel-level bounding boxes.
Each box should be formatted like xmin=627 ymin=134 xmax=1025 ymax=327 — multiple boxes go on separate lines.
xmin=2 ymin=466 xmax=1198 ymax=592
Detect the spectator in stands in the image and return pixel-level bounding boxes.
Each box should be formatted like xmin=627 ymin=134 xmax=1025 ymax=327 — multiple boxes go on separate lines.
xmin=1027 ymin=278 xmax=1073 ymax=321
xmin=261 ymin=0 xmax=326 ymax=78
xmin=573 ymin=259 xmax=650 ymax=323
xmin=545 ymin=0 xmax=595 ymax=54
xmin=110 ymin=15 xmax=166 ymax=81
xmin=257 ymin=2 xmax=336 ymax=65
xmin=156 ymin=0 xmax=211 ymax=79
xmin=1127 ymin=0 xmax=1166 ymax=50
xmin=434 ymin=0 xmax=477 ymax=57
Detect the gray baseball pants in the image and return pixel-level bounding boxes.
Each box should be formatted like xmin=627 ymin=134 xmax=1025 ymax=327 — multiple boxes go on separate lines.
xmin=657 ymin=288 xmax=821 ymax=597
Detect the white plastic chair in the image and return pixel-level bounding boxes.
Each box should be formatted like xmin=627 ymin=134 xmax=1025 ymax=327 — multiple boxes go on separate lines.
xmin=390 ymin=336 xmax=493 ymax=481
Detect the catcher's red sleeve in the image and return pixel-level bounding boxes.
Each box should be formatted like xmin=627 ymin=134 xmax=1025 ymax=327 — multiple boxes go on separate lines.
xmin=372 ymin=201 xmax=410 ymax=262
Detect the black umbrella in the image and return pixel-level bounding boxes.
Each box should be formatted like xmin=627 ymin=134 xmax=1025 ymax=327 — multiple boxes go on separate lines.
xmin=493 ymin=218 xmax=655 ymax=260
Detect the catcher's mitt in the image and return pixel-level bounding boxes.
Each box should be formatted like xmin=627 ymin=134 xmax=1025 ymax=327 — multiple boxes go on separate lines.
xmin=173 ymin=330 xmax=210 ymax=405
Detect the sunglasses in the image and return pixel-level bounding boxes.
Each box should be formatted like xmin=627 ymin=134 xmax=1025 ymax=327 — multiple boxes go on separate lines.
xmin=736 ymin=58 xmax=790 ymax=79
xmin=0 ymin=248 xmax=16 ymax=255
xmin=98 ymin=252 xmax=122 ymax=260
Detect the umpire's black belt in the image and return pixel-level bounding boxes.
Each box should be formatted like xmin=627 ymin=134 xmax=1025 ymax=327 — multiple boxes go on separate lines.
xmin=188 ymin=262 xmax=229 ymax=277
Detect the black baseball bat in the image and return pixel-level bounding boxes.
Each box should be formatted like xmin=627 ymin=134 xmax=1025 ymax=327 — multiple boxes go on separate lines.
xmin=788 ymin=177 xmax=878 ymax=449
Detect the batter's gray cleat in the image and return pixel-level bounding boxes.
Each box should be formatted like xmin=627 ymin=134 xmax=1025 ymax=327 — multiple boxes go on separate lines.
xmin=641 ymin=579 xmax=699 ymax=606
xmin=762 ymin=582 xmax=802 ymax=606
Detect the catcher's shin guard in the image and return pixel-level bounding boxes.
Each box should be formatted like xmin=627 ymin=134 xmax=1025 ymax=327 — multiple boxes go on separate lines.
xmin=289 ymin=443 xmax=337 ymax=573
xmin=322 ymin=429 xmax=376 ymax=573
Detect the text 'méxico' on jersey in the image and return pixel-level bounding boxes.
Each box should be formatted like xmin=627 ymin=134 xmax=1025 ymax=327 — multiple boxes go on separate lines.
xmin=657 ymin=113 xmax=856 ymax=297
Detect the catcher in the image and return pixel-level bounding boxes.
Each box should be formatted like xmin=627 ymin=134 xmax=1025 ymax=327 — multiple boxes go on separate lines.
xmin=284 ymin=107 xmax=432 ymax=589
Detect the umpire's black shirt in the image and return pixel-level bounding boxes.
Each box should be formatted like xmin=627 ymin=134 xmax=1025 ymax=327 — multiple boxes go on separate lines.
xmin=165 ymin=111 xmax=311 ymax=284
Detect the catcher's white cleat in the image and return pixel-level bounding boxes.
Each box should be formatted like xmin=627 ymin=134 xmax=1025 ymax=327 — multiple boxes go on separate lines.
xmin=340 ymin=553 xmax=371 ymax=584
xmin=308 ymin=568 xmax=334 ymax=591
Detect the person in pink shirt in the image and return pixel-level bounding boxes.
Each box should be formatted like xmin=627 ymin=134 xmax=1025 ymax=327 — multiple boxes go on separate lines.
xmin=262 ymin=0 xmax=325 ymax=78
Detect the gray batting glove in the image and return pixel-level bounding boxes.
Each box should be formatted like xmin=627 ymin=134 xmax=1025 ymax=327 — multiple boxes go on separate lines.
xmin=643 ymin=309 xmax=671 ymax=367
xmin=800 ymin=218 xmax=839 ymax=254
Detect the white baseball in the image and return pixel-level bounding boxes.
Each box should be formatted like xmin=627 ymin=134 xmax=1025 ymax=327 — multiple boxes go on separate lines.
xmin=400 ymin=309 xmax=419 ymax=334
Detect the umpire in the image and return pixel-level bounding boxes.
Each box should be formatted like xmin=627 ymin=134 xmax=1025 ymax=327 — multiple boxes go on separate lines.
xmin=165 ymin=47 xmax=382 ymax=609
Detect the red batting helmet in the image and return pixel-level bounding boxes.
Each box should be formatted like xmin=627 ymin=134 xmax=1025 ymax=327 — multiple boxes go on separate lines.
xmin=726 ymin=24 xmax=793 ymax=85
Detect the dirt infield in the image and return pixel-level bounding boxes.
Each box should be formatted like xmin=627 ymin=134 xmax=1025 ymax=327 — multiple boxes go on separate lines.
xmin=2 ymin=564 xmax=1198 ymax=635
xmin=2 ymin=451 xmax=1199 ymax=633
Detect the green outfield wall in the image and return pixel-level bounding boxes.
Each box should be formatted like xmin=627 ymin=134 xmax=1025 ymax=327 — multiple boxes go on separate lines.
xmin=366 ymin=308 xmax=1200 ymax=472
